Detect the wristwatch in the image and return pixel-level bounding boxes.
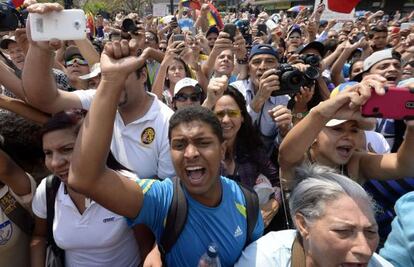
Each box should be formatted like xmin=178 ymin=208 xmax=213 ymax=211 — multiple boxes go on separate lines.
xmin=293 ymin=111 xmax=308 ymax=119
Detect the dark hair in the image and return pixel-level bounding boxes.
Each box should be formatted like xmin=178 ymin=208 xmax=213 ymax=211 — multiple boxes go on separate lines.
xmin=216 ymin=86 xmax=263 ymax=158
xmin=168 ymin=106 xmax=224 ymax=143
xmin=41 ymin=109 xmax=86 ymax=138
xmin=165 ymin=57 xmax=192 ymax=89
xmin=368 ymin=24 xmax=387 ymax=38
xmin=349 ymin=59 xmax=364 ymax=79
xmin=41 ymin=109 xmax=129 ymax=171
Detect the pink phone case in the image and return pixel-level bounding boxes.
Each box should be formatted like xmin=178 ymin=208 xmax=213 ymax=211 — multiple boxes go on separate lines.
xmin=361 ymin=87 xmax=414 ymax=120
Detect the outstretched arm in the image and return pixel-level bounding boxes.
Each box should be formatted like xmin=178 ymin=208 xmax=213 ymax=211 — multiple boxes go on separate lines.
xmin=22 ymin=3 xmax=82 ymax=113
xmin=0 ymin=148 xmax=32 ymax=196
xmin=68 ymin=40 xmax=144 ymax=219
xmin=0 ymin=95 xmax=49 ymax=125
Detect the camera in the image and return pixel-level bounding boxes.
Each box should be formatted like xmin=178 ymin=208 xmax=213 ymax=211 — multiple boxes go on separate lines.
xmin=300 ymin=54 xmax=321 ymax=67
xmin=121 ymin=18 xmax=138 ymax=33
xmin=0 ymin=2 xmax=27 ymax=32
xmin=272 ymin=63 xmax=319 ymax=96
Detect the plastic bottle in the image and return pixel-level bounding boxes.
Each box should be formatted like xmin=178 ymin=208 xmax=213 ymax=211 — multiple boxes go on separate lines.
xmin=198 ymin=244 xmax=221 ymax=267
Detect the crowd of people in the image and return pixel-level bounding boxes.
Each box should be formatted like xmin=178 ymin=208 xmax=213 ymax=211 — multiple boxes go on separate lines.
xmin=0 ymin=0 xmax=414 ymax=266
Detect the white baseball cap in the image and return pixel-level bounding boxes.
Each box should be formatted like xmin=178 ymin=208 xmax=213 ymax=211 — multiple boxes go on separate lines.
xmin=325 ymin=118 xmax=376 ymax=130
xmin=173 ymin=78 xmax=201 ymax=96
xmin=79 ymin=63 xmax=101 ymax=80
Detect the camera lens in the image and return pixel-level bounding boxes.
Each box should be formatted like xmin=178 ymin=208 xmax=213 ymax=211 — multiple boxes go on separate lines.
xmin=304 ymin=66 xmax=320 ymax=80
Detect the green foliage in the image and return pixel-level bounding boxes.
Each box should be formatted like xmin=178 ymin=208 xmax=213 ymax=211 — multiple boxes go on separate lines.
xmin=83 ymin=0 xmax=109 ymax=14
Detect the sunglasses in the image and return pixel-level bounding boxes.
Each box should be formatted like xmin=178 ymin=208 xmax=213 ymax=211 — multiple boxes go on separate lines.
xmin=66 ymin=58 xmax=88 ymax=67
xmin=215 ymin=109 xmax=241 ymax=119
xmin=174 ymin=92 xmax=202 ymax=102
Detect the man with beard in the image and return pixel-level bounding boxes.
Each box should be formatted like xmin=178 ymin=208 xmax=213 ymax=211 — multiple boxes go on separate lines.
xmin=22 ymin=3 xmax=175 ymax=180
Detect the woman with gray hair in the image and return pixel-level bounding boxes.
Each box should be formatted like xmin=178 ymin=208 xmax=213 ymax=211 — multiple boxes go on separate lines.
xmin=235 ymin=164 xmax=393 ymax=267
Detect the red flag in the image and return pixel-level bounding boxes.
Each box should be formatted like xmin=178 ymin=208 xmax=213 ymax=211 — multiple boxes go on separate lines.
xmin=328 ymin=0 xmax=360 ymax=13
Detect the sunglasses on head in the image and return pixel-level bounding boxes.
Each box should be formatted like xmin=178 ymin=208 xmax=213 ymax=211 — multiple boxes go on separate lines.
xmin=174 ymin=92 xmax=201 ymax=102
xmin=215 ymin=109 xmax=241 ymax=119
xmin=66 ymin=58 xmax=88 ymax=67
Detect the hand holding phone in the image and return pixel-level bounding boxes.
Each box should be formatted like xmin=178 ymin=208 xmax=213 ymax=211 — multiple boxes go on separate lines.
xmin=361 ymin=87 xmax=414 ymax=120
xmin=223 ymin=23 xmax=237 ymax=42
xmin=29 ymin=10 xmax=86 ymax=41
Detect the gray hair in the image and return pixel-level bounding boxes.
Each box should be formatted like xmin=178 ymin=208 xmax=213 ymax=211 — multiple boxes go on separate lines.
xmin=289 ymin=164 xmax=377 ymax=227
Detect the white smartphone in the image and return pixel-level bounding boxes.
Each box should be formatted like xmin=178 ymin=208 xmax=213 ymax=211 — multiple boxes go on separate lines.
xmin=30 ymin=9 xmax=86 ymax=41
xmin=266 ymin=19 xmax=278 ymax=31
xmin=401 ymin=23 xmax=413 ymax=31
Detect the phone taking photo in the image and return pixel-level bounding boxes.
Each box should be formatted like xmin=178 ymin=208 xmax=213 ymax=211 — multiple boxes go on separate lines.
xmin=223 ymin=23 xmax=237 ymax=41
xmin=361 ymin=87 xmax=414 ymax=120
xmin=172 ymin=34 xmax=185 ymax=42
xmin=29 ymin=10 xmax=86 ymax=41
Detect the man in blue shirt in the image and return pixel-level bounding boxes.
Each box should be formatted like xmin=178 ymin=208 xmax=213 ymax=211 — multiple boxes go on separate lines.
xmin=68 ymin=38 xmax=264 ymax=267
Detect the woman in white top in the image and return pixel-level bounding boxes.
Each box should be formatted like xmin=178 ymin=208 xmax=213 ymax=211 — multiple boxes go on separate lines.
xmin=30 ymin=109 xmax=140 ymax=267
xmin=236 ymin=164 xmax=393 ymax=267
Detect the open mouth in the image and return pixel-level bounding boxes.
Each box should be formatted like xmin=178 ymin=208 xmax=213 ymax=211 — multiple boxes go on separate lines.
xmin=385 ymin=75 xmax=398 ymax=85
xmin=336 ymin=145 xmax=353 ymax=158
xmin=185 ymin=166 xmax=206 ymax=185
xmin=340 ymin=263 xmax=368 ymax=267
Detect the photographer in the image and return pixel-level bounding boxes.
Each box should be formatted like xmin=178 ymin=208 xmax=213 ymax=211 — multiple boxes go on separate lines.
xmin=230 ymin=44 xmax=293 ymax=156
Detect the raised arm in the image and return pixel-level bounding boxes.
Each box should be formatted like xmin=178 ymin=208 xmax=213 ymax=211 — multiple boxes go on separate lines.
xmin=0 ymin=94 xmax=49 ymax=125
xmin=0 ymin=148 xmax=32 ymax=196
xmin=22 ymin=3 xmax=84 ymax=113
xmin=74 ymin=38 xmax=101 ymax=67
xmin=0 ymin=60 xmax=26 ymax=99
xmin=68 ymin=40 xmax=144 ymax=219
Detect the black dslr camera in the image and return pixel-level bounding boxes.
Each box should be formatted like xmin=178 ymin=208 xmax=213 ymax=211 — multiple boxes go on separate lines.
xmin=300 ymin=54 xmax=321 ymax=67
xmin=271 ymin=63 xmax=320 ymax=96
xmin=0 ymin=2 xmax=27 ymax=32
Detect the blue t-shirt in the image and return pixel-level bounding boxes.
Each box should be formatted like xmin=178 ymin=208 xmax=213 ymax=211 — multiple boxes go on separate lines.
xmin=127 ymin=177 xmax=264 ymax=267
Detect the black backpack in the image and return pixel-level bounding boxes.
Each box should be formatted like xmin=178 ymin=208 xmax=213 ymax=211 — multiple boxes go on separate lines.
xmin=158 ymin=177 xmax=259 ymax=265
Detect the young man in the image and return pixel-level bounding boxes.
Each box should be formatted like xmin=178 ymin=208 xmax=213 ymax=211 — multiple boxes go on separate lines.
xmin=67 ymin=39 xmax=264 ymax=267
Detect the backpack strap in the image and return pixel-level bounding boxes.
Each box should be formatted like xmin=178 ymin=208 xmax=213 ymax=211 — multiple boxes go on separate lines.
xmin=0 ymin=189 xmax=34 ymax=236
xmin=238 ymin=183 xmax=259 ymax=248
xmin=46 ymin=175 xmax=65 ymax=259
xmin=159 ymin=177 xmax=188 ymax=263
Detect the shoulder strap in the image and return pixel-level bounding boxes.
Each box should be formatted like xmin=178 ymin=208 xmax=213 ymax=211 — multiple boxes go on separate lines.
xmin=0 ymin=189 xmax=34 ymax=236
xmin=46 ymin=175 xmax=65 ymax=258
xmin=159 ymin=177 xmax=188 ymax=259
xmin=291 ymin=236 xmax=306 ymax=267
xmin=238 ymin=183 xmax=259 ymax=248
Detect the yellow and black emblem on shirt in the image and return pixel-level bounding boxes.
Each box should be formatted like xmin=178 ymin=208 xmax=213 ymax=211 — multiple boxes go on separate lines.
xmin=141 ymin=127 xmax=155 ymax=145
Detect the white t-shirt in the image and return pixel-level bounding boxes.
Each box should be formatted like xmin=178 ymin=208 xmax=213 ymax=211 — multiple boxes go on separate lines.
xmin=235 ymin=230 xmax=393 ymax=267
xmin=0 ymin=174 xmax=36 ymax=267
xmin=32 ymin=176 xmax=140 ymax=267
xmin=73 ymin=90 xmax=175 ymax=179
xmin=364 ymin=130 xmax=391 ymax=154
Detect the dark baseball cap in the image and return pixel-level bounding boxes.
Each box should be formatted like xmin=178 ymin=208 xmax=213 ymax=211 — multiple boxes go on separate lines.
xmin=64 ymin=46 xmax=84 ymax=62
xmin=296 ymin=41 xmax=325 ymax=57
xmin=249 ymin=44 xmax=279 ymax=61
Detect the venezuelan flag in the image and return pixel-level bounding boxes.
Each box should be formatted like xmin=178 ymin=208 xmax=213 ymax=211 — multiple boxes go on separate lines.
xmin=207 ymin=2 xmax=223 ymax=29
xmin=7 ymin=0 xmax=25 ymax=11
xmin=180 ymin=0 xmax=201 ymax=10
xmin=86 ymin=12 xmax=95 ymax=37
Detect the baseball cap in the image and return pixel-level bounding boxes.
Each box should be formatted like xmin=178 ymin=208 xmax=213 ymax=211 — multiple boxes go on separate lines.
xmin=173 ymin=78 xmax=201 ymax=96
xmin=352 ymin=49 xmax=401 ymax=82
xmin=249 ymin=44 xmax=279 ymax=61
xmin=287 ymin=24 xmax=302 ymax=37
xmin=79 ymin=63 xmax=101 ymax=80
xmin=206 ymin=26 xmax=219 ymax=37
xmin=64 ymin=46 xmax=84 ymax=62
xmin=0 ymin=35 xmax=16 ymax=50
xmin=296 ymin=41 xmax=325 ymax=57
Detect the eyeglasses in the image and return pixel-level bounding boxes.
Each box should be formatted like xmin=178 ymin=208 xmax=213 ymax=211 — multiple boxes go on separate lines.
xmin=174 ymin=92 xmax=202 ymax=102
xmin=215 ymin=109 xmax=241 ymax=119
xmin=66 ymin=58 xmax=88 ymax=67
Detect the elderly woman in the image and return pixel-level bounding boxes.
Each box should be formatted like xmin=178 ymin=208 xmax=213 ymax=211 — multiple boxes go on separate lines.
xmin=235 ymin=164 xmax=393 ymax=267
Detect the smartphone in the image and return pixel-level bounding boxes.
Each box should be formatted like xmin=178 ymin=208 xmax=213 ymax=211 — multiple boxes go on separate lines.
xmin=266 ymin=19 xmax=277 ymax=31
xmin=401 ymin=23 xmax=414 ymax=31
xmin=30 ymin=10 xmax=86 ymax=41
xmin=223 ymin=23 xmax=237 ymax=41
xmin=257 ymin=24 xmax=267 ymax=36
xmin=361 ymin=87 xmax=414 ymax=120
xmin=172 ymin=34 xmax=185 ymax=42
